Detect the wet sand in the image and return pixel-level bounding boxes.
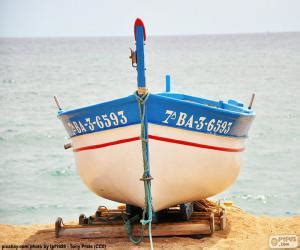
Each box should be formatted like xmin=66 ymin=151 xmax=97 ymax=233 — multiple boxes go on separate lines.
xmin=0 ymin=207 xmax=299 ymax=249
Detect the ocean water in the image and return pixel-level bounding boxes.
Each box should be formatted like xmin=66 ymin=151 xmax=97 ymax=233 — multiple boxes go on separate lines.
xmin=0 ymin=33 xmax=299 ymax=224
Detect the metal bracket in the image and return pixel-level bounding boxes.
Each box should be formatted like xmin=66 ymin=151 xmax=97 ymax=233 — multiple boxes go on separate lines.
xmin=140 ymin=176 xmax=153 ymax=181
xmin=129 ymin=48 xmax=137 ymax=68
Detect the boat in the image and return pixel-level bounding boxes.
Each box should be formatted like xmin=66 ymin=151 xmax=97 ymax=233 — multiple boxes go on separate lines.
xmin=57 ymin=18 xmax=255 ymax=213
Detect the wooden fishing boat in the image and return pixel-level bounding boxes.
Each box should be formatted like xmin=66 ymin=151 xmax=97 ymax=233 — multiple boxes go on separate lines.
xmin=57 ymin=19 xmax=255 ymax=212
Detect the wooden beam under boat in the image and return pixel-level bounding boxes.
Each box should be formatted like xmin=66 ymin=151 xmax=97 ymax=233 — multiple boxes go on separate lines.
xmin=55 ymin=210 xmax=226 ymax=239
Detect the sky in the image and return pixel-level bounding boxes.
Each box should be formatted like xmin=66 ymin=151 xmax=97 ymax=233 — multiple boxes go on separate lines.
xmin=0 ymin=0 xmax=300 ymax=37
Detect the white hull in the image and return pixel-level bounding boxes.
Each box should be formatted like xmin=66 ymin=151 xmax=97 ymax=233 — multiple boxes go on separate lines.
xmin=71 ymin=124 xmax=244 ymax=211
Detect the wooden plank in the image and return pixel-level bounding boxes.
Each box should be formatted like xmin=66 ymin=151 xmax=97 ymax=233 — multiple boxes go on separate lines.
xmin=146 ymin=221 xmax=211 ymax=236
xmin=57 ymin=220 xmax=212 ymax=238
xmin=58 ymin=225 xmax=127 ymax=238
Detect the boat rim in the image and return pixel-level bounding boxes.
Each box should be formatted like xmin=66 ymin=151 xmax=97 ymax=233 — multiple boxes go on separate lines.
xmin=57 ymin=92 xmax=255 ymax=118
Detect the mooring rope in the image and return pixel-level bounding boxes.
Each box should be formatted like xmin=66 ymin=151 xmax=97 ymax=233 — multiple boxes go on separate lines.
xmin=124 ymin=91 xmax=153 ymax=250
xmin=124 ymin=214 xmax=144 ymax=244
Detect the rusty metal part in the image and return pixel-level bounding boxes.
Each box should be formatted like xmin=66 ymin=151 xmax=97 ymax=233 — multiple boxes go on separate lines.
xmin=53 ymin=96 xmax=62 ymax=110
xmin=129 ymin=48 xmax=137 ymax=67
xmin=248 ymin=93 xmax=255 ymax=109
xmin=64 ymin=142 xmax=72 ymax=150
xmin=139 ymin=176 xmax=153 ymax=181
xmin=137 ymin=87 xmax=148 ymax=95
xmin=55 ymin=217 xmax=63 ymax=238
xmin=78 ymin=206 xmax=127 ymax=226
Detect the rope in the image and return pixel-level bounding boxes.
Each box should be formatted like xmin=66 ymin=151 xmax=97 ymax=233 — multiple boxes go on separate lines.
xmin=124 ymin=214 xmax=144 ymax=244
xmin=124 ymin=91 xmax=154 ymax=250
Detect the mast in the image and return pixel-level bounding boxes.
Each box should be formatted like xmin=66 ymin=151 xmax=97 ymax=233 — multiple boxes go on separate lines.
xmin=134 ymin=18 xmax=147 ymax=95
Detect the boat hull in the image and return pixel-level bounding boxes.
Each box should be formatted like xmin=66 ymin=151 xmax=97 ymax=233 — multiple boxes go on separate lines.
xmin=72 ymin=123 xmax=243 ymax=211
xmin=59 ymin=93 xmax=254 ymax=211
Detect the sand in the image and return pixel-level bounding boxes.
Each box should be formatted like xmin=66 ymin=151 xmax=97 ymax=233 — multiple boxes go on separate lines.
xmin=0 ymin=207 xmax=299 ymax=249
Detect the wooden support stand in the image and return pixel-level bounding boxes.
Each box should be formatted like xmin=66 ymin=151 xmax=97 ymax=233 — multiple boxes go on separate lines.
xmin=55 ymin=205 xmax=226 ymax=239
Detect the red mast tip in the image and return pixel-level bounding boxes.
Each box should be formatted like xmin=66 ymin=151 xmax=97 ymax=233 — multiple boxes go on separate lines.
xmin=134 ymin=18 xmax=144 ymax=27
xmin=134 ymin=18 xmax=146 ymax=41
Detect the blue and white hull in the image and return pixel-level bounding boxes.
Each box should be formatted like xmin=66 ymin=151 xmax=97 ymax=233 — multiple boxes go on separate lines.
xmin=58 ymin=93 xmax=254 ymax=211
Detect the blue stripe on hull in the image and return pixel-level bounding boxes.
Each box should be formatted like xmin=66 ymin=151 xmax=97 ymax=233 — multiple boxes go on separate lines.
xmin=58 ymin=95 xmax=140 ymax=137
xmin=148 ymin=94 xmax=254 ymax=138
xmin=58 ymin=93 xmax=255 ymax=138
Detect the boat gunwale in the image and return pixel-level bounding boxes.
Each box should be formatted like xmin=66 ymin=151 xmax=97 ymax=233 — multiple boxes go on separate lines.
xmin=57 ymin=92 xmax=255 ymax=118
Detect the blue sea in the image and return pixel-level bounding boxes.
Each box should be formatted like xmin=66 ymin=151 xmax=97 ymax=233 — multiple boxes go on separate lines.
xmin=0 ymin=32 xmax=299 ymax=224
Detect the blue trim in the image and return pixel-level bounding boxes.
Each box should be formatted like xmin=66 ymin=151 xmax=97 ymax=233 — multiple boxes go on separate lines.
xmin=158 ymin=92 xmax=252 ymax=114
xmin=135 ymin=25 xmax=146 ymax=89
xmin=147 ymin=94 xmax=254 ymax=138
xmin=58 ymin=93 xmax=255 ymax=138
xmin=58 ymin=95 xmax=140 ymax=137
xmin=165 ymin=75 xmax=171 ymax=92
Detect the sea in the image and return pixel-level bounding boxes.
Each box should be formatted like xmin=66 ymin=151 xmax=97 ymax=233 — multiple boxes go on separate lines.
xmin=0 ymin=32 xmax=299 ymax=224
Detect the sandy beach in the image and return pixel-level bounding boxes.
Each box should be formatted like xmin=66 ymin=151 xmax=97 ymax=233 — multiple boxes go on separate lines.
xmin=0 ymin=207 xmax=299 ymax=249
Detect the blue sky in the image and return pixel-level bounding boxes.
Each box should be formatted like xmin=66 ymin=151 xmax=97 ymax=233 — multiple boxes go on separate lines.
xmin=0 ymin=0 xmax=300 ymax=37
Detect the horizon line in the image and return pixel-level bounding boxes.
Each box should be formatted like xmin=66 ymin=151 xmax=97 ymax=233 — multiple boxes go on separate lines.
xmin=0 ymin=30 xmax=299 ymax=39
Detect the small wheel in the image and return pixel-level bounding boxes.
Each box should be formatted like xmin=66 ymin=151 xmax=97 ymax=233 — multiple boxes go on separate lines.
xmin=79 ymin=214 xmax=87 ymax=225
